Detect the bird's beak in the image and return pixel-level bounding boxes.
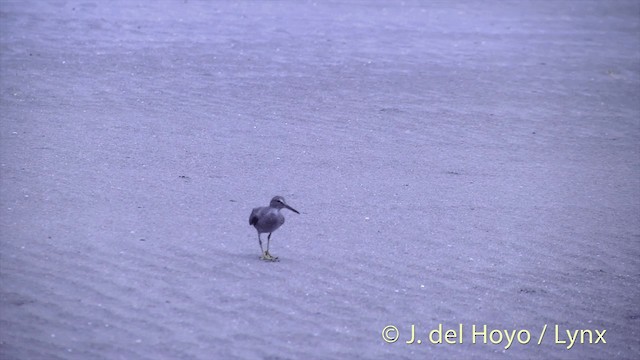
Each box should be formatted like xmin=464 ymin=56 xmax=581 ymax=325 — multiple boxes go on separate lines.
xmin=284 ymin=203 xmax=300 ymax=214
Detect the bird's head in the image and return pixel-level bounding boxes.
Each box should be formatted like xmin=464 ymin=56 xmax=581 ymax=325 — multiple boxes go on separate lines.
xmin=270 ymin=196 xmax=300 ymax=214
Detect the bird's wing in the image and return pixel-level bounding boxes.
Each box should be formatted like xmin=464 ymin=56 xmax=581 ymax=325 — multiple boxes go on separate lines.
xmin=249 ymin=207 xmax=259 ymax=226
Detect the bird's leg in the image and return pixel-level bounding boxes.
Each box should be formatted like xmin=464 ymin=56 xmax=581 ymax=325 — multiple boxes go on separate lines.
xmin=258 ymin=233 xmax=277 ymax=261
xmin=264 ymin=233 xmax=278 ymax=261
xmin=257 ymin=233 xmax=266 ymax=259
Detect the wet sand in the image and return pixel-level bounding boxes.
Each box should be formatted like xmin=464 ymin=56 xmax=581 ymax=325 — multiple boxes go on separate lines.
xmin=1 ymin=1 xmax=639 ymax=359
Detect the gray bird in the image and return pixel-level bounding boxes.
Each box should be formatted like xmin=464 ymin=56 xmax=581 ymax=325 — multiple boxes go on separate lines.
xmin=249 ymin=196 xmax=299 ymax=261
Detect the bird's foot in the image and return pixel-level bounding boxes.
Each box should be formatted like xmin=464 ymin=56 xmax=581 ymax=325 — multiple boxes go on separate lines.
xmin=261 ymin=251 xmax=279 ymax=262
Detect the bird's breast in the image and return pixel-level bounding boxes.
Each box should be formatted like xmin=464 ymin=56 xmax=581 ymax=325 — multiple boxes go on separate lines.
xmin=254 ymin=210 xmax=285 ymax=233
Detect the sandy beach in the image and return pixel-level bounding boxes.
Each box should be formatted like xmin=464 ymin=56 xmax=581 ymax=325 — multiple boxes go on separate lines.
xmin=1 ymin=1 xmax=639 ymax=359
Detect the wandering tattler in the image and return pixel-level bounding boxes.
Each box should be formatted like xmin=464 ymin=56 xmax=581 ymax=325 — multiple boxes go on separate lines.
xmin=249 ymin=196 xmax=299 ymax=261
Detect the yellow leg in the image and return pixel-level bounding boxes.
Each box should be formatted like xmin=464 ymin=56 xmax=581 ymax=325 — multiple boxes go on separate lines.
xmin=261 ymin=251 xmax=279 ymax=262
xmin=262 ymin=233 xmax=279 ymax=261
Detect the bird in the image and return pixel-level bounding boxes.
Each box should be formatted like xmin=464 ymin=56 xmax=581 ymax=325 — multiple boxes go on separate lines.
xmin=249 ymin=196 xmax=299 ymax=261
